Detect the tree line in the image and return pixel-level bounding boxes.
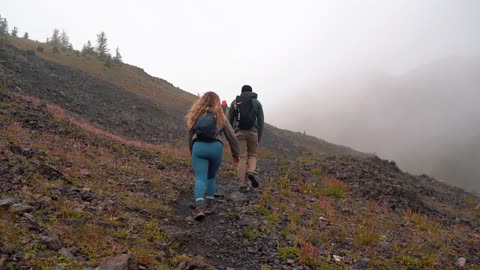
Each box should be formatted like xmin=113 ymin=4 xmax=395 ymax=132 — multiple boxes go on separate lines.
xmin=48 ymin=28 xmax=122 ymax=66
xmin=0 ymin=14 xmax=29 ymax=39
xmin=0 ymin=13 xmax=122 ymax=67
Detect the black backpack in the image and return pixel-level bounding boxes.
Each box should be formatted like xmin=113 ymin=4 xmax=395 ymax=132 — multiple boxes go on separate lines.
xmin=235 ymin=95 xmax=257 ymax=129
xmin=194 ymin=112 xmax=218 ymax=139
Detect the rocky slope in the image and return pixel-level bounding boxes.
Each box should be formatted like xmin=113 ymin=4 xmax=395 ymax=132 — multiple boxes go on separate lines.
xmin=0 ymin=41 xmax=185 ymax=143
xmin=1 ymin=40 xmax=479 ymax=269
xmin=0 ymin=40 xmax=362 ymax=157
xmin=1 ymin=87 xmax=479 ymax=269
xmin=0 ymin=87 xmax=197 ymax=269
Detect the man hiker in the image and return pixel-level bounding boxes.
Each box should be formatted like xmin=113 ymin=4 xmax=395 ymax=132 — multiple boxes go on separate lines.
xmin=228 ymin=85 xmax=264 ymax=191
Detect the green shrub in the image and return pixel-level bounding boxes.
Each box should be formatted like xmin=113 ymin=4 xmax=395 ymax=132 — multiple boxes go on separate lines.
xmin=242 ymin=228 xmax=261 ymax=242
xmin=353 ymin=226 xmax=379 ymax=246
xmin=310 ymin=168 xmax=322 ymax=176
xmin=277 ymin=246 xmax=300 ymax=260
xmin=396 ymin=255 xmax=422 ymax=267
xmin=325 ymin=185 xmax=345 ymax=198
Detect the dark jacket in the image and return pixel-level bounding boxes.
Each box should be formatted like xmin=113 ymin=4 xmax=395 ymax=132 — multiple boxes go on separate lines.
xmin=227 ymin=91 xmax=264 ymax=142
xmin=188 ymin=114 xmax=240 ymax=157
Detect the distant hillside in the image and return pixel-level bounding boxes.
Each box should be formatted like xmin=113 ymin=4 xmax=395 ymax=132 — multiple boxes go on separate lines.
xmin=262 ymin=124 xmax=362 ymax=156
xmin=1 ymin=38 xmax=363 ymax=157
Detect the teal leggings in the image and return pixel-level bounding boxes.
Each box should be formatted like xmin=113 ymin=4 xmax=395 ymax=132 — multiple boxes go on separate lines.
xmin=191 ymin=141 xmax=223 ymax=203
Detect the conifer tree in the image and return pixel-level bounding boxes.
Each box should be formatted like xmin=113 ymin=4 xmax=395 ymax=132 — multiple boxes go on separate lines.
xmin=11 ymin=26 xmax=18 ymax=37
xmin=60 ymin=30 xmax=70 ymax=50
xmin=50 ymin=29 xmax=61 ymax=47
xmin=82 ymin=40 xmax=95 ymax=55
xmin=113 ymin=47 xmax=122 ymax=63
xmin=0 ymin=15 xmax=8 ymax=36
xmin=96 ymin=31 xmax=108 ymax=58
xmin=23 ymin=32 xmax=29 ymax=39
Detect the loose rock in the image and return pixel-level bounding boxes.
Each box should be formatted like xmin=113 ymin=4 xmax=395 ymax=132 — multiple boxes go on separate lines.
xmin=159 ymin=225 xmax=191 ymax=245
xmin=0 ymin=254 xmax=8 ymax=270
xmin=456 ymin=257 xmax=466 ymax=268
xmin=0 ymin=197 xmax=17 ymax=208
xmin=9 ymin=203 xmax=34 ymax=214
xmin=96 ymin=253 xmax=138 ymax=270
xmin=229 ymin=192 xmax=248 ymax=203
xmin=40 ymin=234 xmax=62 ymax=251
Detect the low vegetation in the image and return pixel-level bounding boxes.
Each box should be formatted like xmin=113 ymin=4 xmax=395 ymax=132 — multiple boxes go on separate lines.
xmin=0 ymin=89 xmax=194 ymax=269
xmin=245 ymin=156 xmax=480 ymax=269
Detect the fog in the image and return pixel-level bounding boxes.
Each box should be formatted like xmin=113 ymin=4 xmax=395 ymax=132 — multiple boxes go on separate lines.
xmin=279 ymin=57 xmax=480 ymax=192
xmin=3 ymin=1 xmax=480 ymax=191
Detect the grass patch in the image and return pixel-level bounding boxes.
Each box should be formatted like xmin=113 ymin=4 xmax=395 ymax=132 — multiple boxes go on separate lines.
xmin=60 ymin=209 xmax=89 ymax=220
xmin=277 ymin=246 xmax=300 ymax=260
xmin=143 ymin=221 xmax=167 ymax=242
xmin=132 ymin=243 xmax=157 ymax=265
xmin=114 ymin=228 xmax=130 ymax=240
xmin=262 ymin=192 xmax=273 ymax=202
xmin=280 ymin=226 xmax=296 ymax=239
xmin=396 ymin=255 xmax=422 ymax=268
xmin=277 ymin=175 xmax=290 ymax=189
xmin=242 ymin=228 xmax=261 ymax=243
xmin=404 ymin=209 xmax=442 ymax=233
xmin=0 ymin=218 xmax=23 ymax=248
xmin=171 ymin=254 xmax=192 ymax=267
xmin=353 ymin=225 xmax=379 ymax=247
xmin=253 ymin=205 xmax=270 ymax=215
xmin=322 ymin=176 xmax=349 ymax=198
xmin=310 ymin=168 xmax=322 ymax=176
xmin=289 ymin=212 xmax=301 ymax=225
xmin=299 ymin=240 xmax=321 ymax=267
xmin=265 ymin=210 xmax=280 ymax=224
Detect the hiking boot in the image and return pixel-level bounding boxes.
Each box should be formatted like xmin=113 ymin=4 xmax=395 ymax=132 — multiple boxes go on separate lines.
xmin=204 ymin=207 xmax=215 ymax=215
xmin=205 ymin=198 xmax=215 ymax=215
xmin=247 ymin=172 xmax=259 ymax=188
xmin=193 ymin=206 xmax=205 ymax=221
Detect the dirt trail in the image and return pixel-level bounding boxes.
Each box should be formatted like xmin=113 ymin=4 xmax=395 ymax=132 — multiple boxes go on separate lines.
xmin=171 ymin=162 xmax=276 ymax=270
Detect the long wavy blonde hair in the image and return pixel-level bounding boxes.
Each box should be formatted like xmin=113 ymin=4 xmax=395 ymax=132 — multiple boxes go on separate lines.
xmin=186 ymin=91 xmax=225 ymax=130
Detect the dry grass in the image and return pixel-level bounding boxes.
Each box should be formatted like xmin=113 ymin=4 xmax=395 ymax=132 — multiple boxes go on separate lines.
xmin=0 ymin=91 xmax=193 ymax=269
xmin=254 ymin=156 xmax=480 ymax=269
xmin=321 ymin=175 xmax=349 ymax=198
xmin=7 ymin=38 xmax=196 ymax=112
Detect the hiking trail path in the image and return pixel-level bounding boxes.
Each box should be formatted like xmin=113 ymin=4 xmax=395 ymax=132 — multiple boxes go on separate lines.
xmin=171 ymin=160 xmax=280 ymax=270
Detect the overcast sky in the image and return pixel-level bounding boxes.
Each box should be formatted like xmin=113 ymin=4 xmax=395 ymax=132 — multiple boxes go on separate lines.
xmin=3 ymin=0 xmax=480 ymax=128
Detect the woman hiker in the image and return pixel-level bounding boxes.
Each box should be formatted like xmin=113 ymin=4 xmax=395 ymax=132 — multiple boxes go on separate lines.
xmin=186 ymin=91 xmax=240 ymax=220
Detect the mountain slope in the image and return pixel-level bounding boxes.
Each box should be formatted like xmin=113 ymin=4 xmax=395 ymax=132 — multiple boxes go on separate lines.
xmin=0 ymin=87 xmax=195 ymax=269
xmin=1 ymin=39 xmax=363 ymax=157
xmin=7 ymin=38 xmax=196 ymax=113
xmin=1 ymin=38 xmax=479 ymax=269
xmin=1 ymin=87 xmax=479 ymax=269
